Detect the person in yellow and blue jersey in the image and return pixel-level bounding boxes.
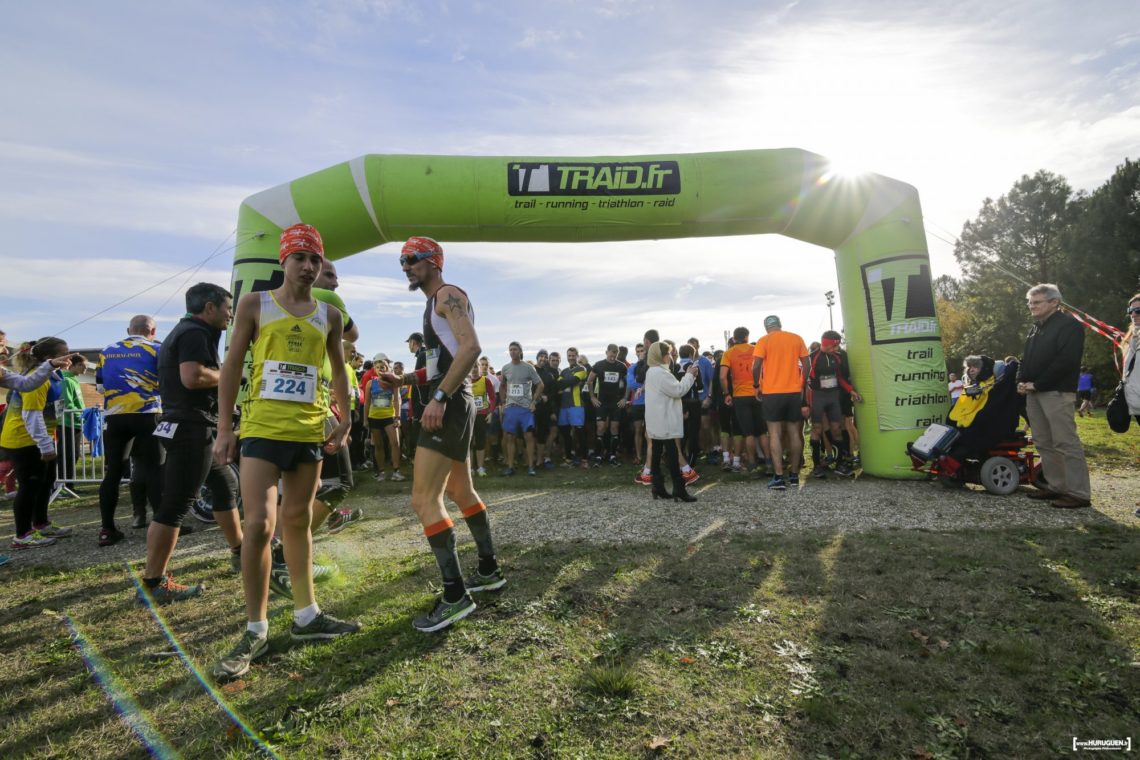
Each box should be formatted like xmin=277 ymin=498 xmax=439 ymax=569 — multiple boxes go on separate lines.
xmin=95 ymin=315 xmax=164 ymax=546
xmin=211 ymin=223 xmax=360 ymax=682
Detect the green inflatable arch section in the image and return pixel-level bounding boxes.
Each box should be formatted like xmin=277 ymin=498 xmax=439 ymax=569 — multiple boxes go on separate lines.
xmin=232 ymin=149 xmax=948 ymax=478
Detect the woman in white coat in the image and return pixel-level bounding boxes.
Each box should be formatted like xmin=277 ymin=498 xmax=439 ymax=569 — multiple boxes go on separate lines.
xmin=644 ymin=341 xmax=700 ymax=502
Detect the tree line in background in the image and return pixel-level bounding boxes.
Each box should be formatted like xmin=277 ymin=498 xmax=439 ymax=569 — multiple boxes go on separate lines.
xmin=936 ymin=158 xmax=1140 ymax=398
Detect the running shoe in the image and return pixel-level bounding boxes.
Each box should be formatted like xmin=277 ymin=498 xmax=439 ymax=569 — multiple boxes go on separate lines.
xmin=228 ymin=548 xmax=242 ymax=574
xmin=608 ymin=455 xmax=621 ymax=467
xmin=179 ymin=523 xmax=194 ymax=536
xmin=315 ymin=483 xmax=347 ymax=508
xmin=270 ymin=540 xmax=334 ymax=579
xmin=0 ymin=553 xmax=9 ymax=567
xmin=131 ymin=515 xmax=148 ymax=529
xmin=373 ymin=471 xmax=387 ymax=482
xmin=476 ymin=467 xmax=487 ymax=477
xmin=569 ymin=457 xmax=581 ymax=468
xmin=543 ymin=459 xmax=556 ymax=470
xmin=213 ymin=631 xmax=268 ymax=682
xmin=268 ymin=563 xmax=292 ymax=599
xmin=501 ymin=467 xmax=516 ymax=477
xmin=787 ymin=473 xmax=800 ymax=487
xmin=12 ymin=531 xmax=58 ymax=549
xmin=327 ymin=508 xmax=364 ymax=534
xmin=138 ymin=575 xmax=205 ymax=606
xmin=767 ymin=475 xmax=787 ymax=491
xmin=33 ymin=523 xmax=73 ymax=538
xmin=527 ymin=467 xmax=537 ymax=477
xmin=465 ymin=566 xmax=507 ymax=593
xmin=412 ymin=594 xmax=476 ymax=633
xmin=390 ymin=471 xmax=406 ymax=482
xmin=682 ymin=469 xmax=700 ymax=486
xmin=812 ymin=468 xmax=828 ymax=479
xmin=190 ymin=499 xmax=216 ymax=523
xmin=722 ymin=459 xmax=734 ymax=472
xmin=834 ymin=462 xmax=855 ymax=477
xmin=634 ymin=472 xmax=653 ymax=486
xmin=731 ymin=462 xmax=743 ymax=474
xmin=97 ymin=527 xmax=124 ymax=547
xmin=290 ymin=612 xmax=362 ymax=641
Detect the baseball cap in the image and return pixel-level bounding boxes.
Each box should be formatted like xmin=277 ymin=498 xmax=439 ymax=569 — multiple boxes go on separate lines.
xmin=763 ymin=315 xmax=782 ymax=329
xmin=279 ymin=223 xmax=325 ymax=263
xmin=372 ymin=352 xmax=390 ymax=363
xmin=406 ymin=332 xmax=424 ymax=344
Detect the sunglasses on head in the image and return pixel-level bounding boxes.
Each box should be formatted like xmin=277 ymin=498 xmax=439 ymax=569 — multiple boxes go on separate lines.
xmin=399 ymin=251 xmax=434 ymax=266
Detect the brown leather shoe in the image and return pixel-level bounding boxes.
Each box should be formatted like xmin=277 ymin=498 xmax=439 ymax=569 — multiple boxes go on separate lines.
xmin=1026 ymin=489 xmax=1059 ymax=500
xmin=1051 ymin=496 xmax=1091 ymax=509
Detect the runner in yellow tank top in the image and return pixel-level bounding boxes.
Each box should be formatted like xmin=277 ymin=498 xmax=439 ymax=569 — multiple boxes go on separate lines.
xmin=211 ymin=223 xmax=360 ymax=682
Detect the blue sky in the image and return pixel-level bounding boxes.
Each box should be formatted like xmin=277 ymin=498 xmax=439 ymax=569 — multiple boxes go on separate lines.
xmin=2 ymin=0 xmax=1137 ymax=367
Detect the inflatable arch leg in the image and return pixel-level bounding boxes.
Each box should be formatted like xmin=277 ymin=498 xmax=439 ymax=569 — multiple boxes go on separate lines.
xmin=232 ymin=149 xmax=949 ymax=478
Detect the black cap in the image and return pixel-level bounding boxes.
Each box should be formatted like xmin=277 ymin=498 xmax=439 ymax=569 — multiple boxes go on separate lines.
xmin=407 ymin=332 xmax=424 ymax=343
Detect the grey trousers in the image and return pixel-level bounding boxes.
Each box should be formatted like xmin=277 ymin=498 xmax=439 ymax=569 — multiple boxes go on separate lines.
xmin=1026 ymin=391 xmax=1091 ymax=501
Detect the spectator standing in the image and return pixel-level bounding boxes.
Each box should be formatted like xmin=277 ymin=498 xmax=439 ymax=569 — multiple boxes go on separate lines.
xmin=1076 ymin=367 xmax=1095 ymax=417
xmin=1017 ymin=284 xmax=1091 ymax=509
xmin=96 ymin=315 xmax=164 ymax=544
xmin=644 ymin=342 xmax=699 ymax=502
xmin=2 ymin=337 xmax=75 ymax=548
xmin=948 ymin=373 xmax=965 ymax=404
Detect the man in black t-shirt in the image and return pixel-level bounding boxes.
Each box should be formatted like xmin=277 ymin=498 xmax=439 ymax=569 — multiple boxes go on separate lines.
xmin=139 ymin=283 xmax=242 ymax=605
xmin=586 ymin=344 xmax=628 ymax=465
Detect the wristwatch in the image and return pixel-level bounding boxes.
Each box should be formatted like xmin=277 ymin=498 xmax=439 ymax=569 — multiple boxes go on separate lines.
xmin=433 ymin=388 xmax=450 ymax=403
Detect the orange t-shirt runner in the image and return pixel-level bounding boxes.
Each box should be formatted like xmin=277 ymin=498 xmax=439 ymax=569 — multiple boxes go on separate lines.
xmin=752 ymin=331 xmax=809 ymax=394
xmin=720 ymin=343 xmax=757 ymax=398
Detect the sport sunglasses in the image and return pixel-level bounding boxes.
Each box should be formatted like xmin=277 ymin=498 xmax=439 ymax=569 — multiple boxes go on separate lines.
xmin=399 ymin=251 xmax=435 ymax=266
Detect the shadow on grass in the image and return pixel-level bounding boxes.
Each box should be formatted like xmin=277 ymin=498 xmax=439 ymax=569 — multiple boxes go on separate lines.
xmin=3 ymin=511 xmax=1138 ymax=758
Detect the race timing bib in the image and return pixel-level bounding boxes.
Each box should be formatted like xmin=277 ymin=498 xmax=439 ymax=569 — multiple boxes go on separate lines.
xmin=474 ymin=396 xmax=486 ymax=410
xmin=425 ymin=348 xmax=440 ymax=380
xmin=604 ymin=371 xmax=619 ymax=384
xmin=153 ymin=421 xmax=178 ymax=439
xmin=260 ymin=361 xmax=317 ymax=403
xmin=508 ymin=383 xmax=526 ymax=399
xmin=820 ymin=375 xmax=838 ymax=390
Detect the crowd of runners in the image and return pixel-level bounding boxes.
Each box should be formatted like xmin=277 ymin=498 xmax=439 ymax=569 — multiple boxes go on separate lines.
xmin=2 ymin=223 xmax=1137 ymax=682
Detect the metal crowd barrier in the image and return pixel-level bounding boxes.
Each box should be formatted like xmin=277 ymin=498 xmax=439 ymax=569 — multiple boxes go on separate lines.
xmin=54 ymin=407 xmax=106 ymax=498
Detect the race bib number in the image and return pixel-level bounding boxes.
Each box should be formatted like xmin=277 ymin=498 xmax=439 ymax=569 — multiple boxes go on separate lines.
xmin=508 ymin=383 xmax=525 ymax=399
xmin=154 ymin=421 xmax=178 ymax=439
xmin=474 ymin=396 xmax=486 ymax=410
xmin=260 ymin=361 xmax=317 ymax=403
xmin=425 ymin=348 xmax=440 ymax=380
xmin=52 ymin=399 xmax=65 ymax=419
xmin=371 ymin=392 xmax=391 ymax=408
xmin=820 ymin=375 xmax=838 ymax=390
xmin=604 ymin=371 xmax=619 ymax=384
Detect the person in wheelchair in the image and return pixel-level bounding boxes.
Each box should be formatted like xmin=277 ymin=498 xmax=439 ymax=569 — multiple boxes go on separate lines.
xmin=938 ymin=355 xmax=1021 ymax=481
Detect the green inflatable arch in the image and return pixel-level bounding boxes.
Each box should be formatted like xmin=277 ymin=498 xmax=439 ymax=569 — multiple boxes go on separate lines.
xmin=232 ymin=149 xmax=948 ymax=478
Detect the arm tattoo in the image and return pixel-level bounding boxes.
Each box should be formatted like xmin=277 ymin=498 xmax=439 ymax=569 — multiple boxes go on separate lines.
xmin=443 ymin=293 xmax=465 ymax=315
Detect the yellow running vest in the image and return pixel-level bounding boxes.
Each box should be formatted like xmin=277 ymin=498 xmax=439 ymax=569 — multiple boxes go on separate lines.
xmin=242 ymin=292 xmax=330 ymax=443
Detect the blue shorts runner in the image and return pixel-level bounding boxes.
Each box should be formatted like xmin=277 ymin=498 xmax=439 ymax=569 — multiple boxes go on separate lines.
xmin=558 ymin=406 xmax=585 ymax=428
xmin=502 ymin=406 xmax=536 ymax=436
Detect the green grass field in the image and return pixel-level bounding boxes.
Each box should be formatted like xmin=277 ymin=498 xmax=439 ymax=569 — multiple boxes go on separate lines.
xmin=1 ymin=416 xmax=1136 ymax=758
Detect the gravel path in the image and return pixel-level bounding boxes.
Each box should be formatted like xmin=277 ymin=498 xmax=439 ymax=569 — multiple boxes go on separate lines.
xmin=4 ymin=470 xmax=1137 ymax=572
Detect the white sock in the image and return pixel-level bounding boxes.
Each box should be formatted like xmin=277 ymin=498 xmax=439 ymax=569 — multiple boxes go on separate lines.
xmin=246 ymin=620 xmax=269 ymax=638
xmin=294 ymin=603 xmax=320 ymax=628
xmin=681 ymin=465 xmax=693 ymax=474
xmin=723 ymin=451 xmax=731 ymax=462
xmin=733 ymin=457 xmax=741 ymax=466
xmin=642 ymin=466 xmax=651 ymax=475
